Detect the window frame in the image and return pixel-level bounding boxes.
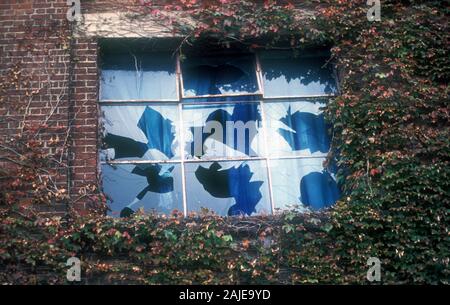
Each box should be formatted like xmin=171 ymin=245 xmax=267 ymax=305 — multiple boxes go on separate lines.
xmin=99 ymin=48 xmax=337 ymax=217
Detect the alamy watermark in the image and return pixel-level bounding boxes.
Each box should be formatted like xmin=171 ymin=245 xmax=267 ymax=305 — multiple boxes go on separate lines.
xmin=67 ymin=0 xmax=81 ymax=22
xmin=367 ymin=0 xmax=381 ymax=22
xmin=66 ymin=256 xmax=81 ymax=282
xmin=366 ymin=257 xmax=381 ymax=282
xmin=190 ymin=120 xmax=259 ymax=157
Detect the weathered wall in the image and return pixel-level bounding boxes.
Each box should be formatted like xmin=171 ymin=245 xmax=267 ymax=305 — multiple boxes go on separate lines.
xmin=0 ymin=0 xmax=101 ymax=214
xmin=1 ymin=0 xmax=71 ymax=214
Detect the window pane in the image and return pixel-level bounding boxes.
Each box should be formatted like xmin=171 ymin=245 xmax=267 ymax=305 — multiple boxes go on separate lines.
xmin=102 ymin=163 xmax=184 ymax=217
xmin=100 ymin=52 xmax=177 ymax=100
xmin=263 ymin=100 xmax=331 ymax=157
xmin=270 ymin=158 xmax=340 ymax=211
xmin=260 ymin=50 xmax=336 ymax=97
xmin=182 ymin=103 xmax=264 ymax=158
xmin=181 ymin=54 xmax=259 ymax=97
xmin=185 ymin=160 xmax=271 ymax=216
xmin=101 ymin=104 xmax=180 ymax=161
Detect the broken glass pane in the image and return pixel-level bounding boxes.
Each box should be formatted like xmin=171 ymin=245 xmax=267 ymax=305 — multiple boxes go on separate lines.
xmin=181 ymin=54 xmax=259 ymax=97
xmin=260 ymin=50 xmax=336 ymax=97
xmin=182 ymin=103 xmax=264 ymax=158
xmin=185 ymin=160 xmax=271 ymax=216
xmin=270 ymin=158 xmax=340 ymax=211
xmin=100 ymin=52 xmax=177 ymax=100
xmin=100 ymin=104 xmax=180 ymax=161
xmin=263 ymin=100 xmax=331 ymax=157
xmin=102 ymin=163 xmax=184 ymax=217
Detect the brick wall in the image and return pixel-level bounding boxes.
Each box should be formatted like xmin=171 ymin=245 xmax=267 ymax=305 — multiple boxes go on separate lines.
xmin=0 ymin=0 xmax=101 ymax=215
xmin=69 ymin=36 xmax=99 ymax=213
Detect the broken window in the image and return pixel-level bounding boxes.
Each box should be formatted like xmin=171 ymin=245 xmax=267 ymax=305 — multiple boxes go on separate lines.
xmin=259 ymin=50 xmax=337 ymax=97
xmin=263 ymin=100 xmax=331 ymax=157
xmin=181 ymin=53 xmax=260 ymax=97
xmin=182 ymin=102 xmax=264 ymax=159
xmin=100 ymin=48 xmax=340 ymax=217
xmin=270 ymin=158 xmax=340 ymax=211
xmin=101 ymin=163 xmax=183 ymax=217
xmin=101 ymin=104 xmax=180 ymax=161
xmin=100 ymin=52 xmax=178 ymax=101
xmin=185 ymin=160 xmax=271 ymax=216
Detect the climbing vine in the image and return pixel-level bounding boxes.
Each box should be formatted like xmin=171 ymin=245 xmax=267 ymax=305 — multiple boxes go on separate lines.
xmin=0 ymin=0 xmax=448 ymax=284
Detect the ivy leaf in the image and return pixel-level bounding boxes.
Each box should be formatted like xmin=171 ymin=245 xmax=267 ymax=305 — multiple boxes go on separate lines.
xmin=163 ymin=229 xmax=177 ymax=241
xmin=222 ymin=234 xmax=233 ymax=242
xmin=322 ymin=223 xmax=333 ymax=233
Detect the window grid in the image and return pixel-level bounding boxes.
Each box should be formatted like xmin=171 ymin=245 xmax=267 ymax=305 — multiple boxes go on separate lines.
xmin=100 ymin=51 xmax=336 ymax=216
